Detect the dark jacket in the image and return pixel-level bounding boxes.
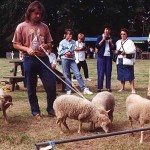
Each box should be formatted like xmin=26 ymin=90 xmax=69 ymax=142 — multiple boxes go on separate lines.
xmin=95 ymin=34 xmax=116 ymax=58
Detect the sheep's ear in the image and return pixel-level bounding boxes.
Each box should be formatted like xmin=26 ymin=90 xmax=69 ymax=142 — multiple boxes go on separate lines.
xmin=106 ymin=110 xmax=111 ymax=113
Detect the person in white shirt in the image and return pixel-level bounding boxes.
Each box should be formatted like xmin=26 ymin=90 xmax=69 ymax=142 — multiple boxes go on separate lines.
xmin=115 ymin=28 xmax=136 ymax=94
xmin=48 ymin=51 xmax=57 ymax=69
xmin=95 ymin=26 xmax=115 ymax=92
xmin=47 ymin=50 xmax=64 ymax=84
xmin=73 ymin=33 xmax=91 ymax=81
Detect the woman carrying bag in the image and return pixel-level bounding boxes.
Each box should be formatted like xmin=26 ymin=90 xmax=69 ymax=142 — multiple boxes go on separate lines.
xmin=115 ymin=28 xmax=136 ymax=94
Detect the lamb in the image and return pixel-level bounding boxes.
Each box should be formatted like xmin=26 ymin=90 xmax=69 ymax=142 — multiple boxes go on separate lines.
xmin=92 ymin=91 xmax=115 ymax=122
xmin=126 ymin=94 xmax=150 ymax=143
xmin=53 ymin=94 xmax=111 ymax=133
xmin=0 ymin=89 xmax=13 ymax=123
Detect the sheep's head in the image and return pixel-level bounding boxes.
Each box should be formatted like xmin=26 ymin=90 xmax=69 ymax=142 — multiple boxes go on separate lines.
xmin=3 ymin=94 xmax=13 ymax=109
xmin=97 ymin=113 xmax=111 ymax=133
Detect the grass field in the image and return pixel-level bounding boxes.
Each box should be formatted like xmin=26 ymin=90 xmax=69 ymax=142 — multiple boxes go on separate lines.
xmin=0 ymin=58 xmax=150 ymax=150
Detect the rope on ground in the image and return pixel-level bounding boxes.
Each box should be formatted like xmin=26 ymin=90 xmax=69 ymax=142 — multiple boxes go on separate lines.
xmin=35 ymin=47 xmax=87 ymax=100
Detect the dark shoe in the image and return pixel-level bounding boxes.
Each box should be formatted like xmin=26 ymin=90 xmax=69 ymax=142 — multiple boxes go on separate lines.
xmin=97 ymin=89 xmax=101 ymax=93
xmin=34 ymin=114 xmax=42 ymax=120
xmin=107 ymin=89 xmax=112 ymax=92
xmin=48 ymin=110 xmax=55 ymax=117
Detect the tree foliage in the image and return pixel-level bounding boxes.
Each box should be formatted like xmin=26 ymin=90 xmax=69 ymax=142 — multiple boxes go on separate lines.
xmin=0 ymin=0 xmax=149 ymax=56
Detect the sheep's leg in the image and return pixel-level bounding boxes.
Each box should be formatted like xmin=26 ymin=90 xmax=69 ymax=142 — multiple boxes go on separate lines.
xmin=108 ymin=111 xmax=113 ymax=122
xmin=62 ymin=118 xmax=69 ymax=131
xmin=3 ymin=110 xmax=8 ymax=124
xmin=90 ymin=122 xmax=95 ymax=131
xmin=129 ymin=117 xmax=133 ymax=129
xmin=56 ymin=118 xmax=64 ymax=134
xmin=78 ymin=121 xmax=82 ymax=133
xmin=129 ymin=116 xmax=134 ymax=136
xmin=90 ymin=122 xmax=93 ymax=131
xmin=78 ymin=113 xmax=89 ymax=133
xmin=140 ymin=125 xmax=144 ymax=144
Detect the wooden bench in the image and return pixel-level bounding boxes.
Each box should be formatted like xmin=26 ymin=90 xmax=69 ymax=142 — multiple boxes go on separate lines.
xmin=3 ymin=76 xmax=25 ymax=91
xmin=3 ymin=75 xmax=66 ymax=92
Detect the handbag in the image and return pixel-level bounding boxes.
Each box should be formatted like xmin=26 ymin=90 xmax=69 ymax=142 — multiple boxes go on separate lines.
xmin=120 ymin=39 xmax=135 ymax=66
xmin=123 ymin=58 xmax=134 ymax=66
xmin=114 ymin=39 xmax=128 ymax=62
xmin=126 ymin=54 xmax=135 ymax=59
xmin=64 ymin=52 xmax=74 ymax=58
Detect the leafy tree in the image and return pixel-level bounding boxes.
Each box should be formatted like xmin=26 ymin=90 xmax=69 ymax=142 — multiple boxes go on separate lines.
xmin=0 ymin=0 xmax=149 ymax=57
xmin=0 ymin=0 xmax=29 ymax=56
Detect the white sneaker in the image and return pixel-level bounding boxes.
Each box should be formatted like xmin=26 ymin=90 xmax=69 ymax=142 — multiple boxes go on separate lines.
xmin=85 ymin=78 xmax=92 ymax=81
xmin=72 ymin=79 xmax=77 ymax=82
xmin=66 ymin=90 xmax=71 ymax=95
xmin=83 ymin=88 xmax=93 ymax=95
xmin=131 ymin=90 xmax=136 ymax=94
xmin=118 ymin=89 xmax=124 ymax=92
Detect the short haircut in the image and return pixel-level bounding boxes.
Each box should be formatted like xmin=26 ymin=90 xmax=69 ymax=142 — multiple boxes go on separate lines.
xmin=64 ymin=28 xmax=73 ymax=35
xmin=120 ymin=28 xmax=128 ymax=35
xmin=25 ymin=1 xmax=45 ymax=22
xmin=103 ymin=24 xmax=111 ymax=30
xmin=78 ymin=33 xmax=85 ymax=41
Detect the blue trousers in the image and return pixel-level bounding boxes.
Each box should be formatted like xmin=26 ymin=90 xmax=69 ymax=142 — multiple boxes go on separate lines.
xmin=73 ymin=60 xmax=89 ymax=79
xmin=97 ymin=56 xmax=112 ymax=89
xmin=23 ymin=55 xmax=56 ymax=115
xmin=61 ymin=59 xmax=86 ymax=91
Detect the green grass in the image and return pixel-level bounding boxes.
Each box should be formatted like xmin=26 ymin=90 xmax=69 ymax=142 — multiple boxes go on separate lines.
xmin=0 ymin=58 xmax=150 ymax=150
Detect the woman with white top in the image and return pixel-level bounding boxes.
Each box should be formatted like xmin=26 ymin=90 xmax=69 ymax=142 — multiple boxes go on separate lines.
xmin=58 ymin=29 xmax=93 ymax=95
xmin=115 ymin=28 xmax=136 ymax=94
xmin=73 ymin=33 xmax=91 ymax=81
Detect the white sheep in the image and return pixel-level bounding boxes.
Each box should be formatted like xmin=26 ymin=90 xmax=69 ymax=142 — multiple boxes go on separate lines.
xmin=126 ymin=94 xmax=150 ymax=143
xmin=53 ymin=94 xmax=111 ymax=133
xmin=92 ymin=91 xmax=115 ymax=122
xmin=0 ymin=88 xmax=13 ymax=123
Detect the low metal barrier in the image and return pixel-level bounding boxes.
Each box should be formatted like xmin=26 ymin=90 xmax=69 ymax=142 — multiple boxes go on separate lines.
xmin=35 ymin=127 xmax=150 ymax=150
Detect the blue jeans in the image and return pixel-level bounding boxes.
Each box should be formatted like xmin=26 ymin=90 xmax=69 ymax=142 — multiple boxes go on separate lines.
xmin=97 ymin=56 xmax=112 ymax=89
xmin=61 ymin=59 xmax=86 ymax=91
xmin=23 ymin=55 xmax=56 ymax=115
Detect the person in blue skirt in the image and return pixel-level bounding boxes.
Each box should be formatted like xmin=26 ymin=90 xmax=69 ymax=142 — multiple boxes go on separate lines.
xmin=115 ymin=28 xmax=136 ymax=94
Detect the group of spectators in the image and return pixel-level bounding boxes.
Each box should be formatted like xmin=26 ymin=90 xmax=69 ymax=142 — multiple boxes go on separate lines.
xmin=12 ymin=1 xmax=149 ymax=119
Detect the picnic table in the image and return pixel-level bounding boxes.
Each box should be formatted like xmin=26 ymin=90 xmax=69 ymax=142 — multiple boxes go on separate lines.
xmin=3 ymin=59 xmax=25 ymax=91
xmin=9 ymin=59 xmax=24 ymax=76
xmin=3 ymin=58 xmax=65 ymax=92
